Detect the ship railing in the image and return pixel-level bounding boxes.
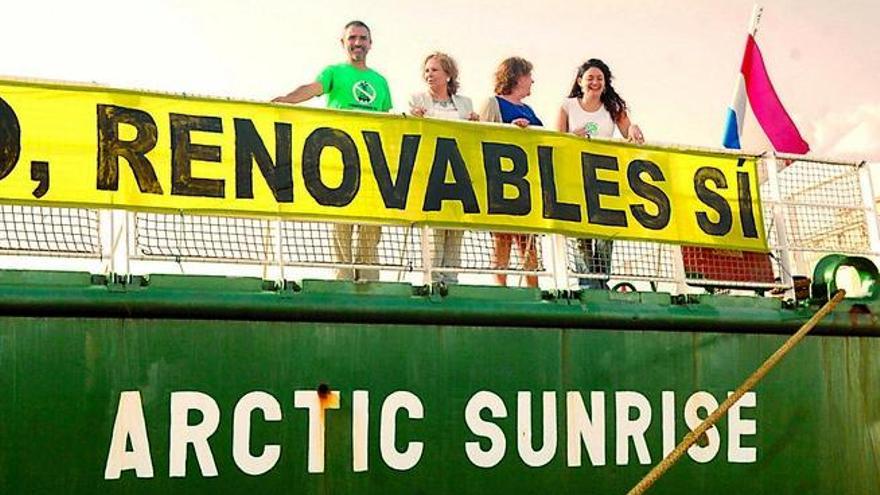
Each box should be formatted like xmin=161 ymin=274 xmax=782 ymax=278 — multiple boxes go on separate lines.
xmin=0 ymin=153 xmax=877 ymax=296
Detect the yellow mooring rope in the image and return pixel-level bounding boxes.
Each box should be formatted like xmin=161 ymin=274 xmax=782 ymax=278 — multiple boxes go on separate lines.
xmin=626 ymin=289 xmax=847 ymax=495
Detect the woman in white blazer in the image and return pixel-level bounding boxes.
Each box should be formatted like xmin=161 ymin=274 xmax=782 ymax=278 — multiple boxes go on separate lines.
xmin=409 ymin=52 xmax=478 ymax=285
xmin=409 ymin=52 xmax=478 ymax=122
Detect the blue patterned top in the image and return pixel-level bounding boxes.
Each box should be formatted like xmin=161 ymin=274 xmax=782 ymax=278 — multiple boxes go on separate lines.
xmin=496 ymin=96 xmax=543 ymax=126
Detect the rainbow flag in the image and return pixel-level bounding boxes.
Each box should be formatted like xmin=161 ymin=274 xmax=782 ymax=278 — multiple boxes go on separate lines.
xmin=723 ymin=34 xmax=809 ymax=154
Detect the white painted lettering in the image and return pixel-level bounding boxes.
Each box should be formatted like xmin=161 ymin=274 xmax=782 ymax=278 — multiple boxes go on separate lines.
xmin=661 ymin=391 xmax=675 ymax=457
xmin=727 ymin=391 xmax=757 ymax=463
xmin=517 ymin=391 xmax=557 ymax=467
xmin=615 ymin=391 xmax=652 ymax=465
xmin=102 ymin=386 xmax=757 ymax=479
xmin=566 ymin=391 xmax=605 ymax=467
xmin=232 ymin=391 xmax=282 ymax=476
xmin=380 ymin=391 xmax=424 ymax=471
xmin=104 ymin=391 xmax=154 ymax=479
xmin=294 ymin=390 xmax=340 ymax=474
xmin=169 ymin=391 xmax=220 ymax=477
xmin=684 ymin=391 xmax=721 ymax=463
xmin=464 ymin=391 xmax=507 ymax=468
xmin=352 ymin=390 xmax=369 ymax=472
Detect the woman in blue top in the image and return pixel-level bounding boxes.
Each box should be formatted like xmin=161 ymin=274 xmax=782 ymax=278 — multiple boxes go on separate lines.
xmin=479 ymin=57 xmax=542 ymax=287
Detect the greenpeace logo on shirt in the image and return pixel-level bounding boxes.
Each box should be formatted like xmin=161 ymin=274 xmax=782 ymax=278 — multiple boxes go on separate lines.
xmin=352 ymin=80 xmax=378 ymax=105
xmin=585 ymin=122 xmax=599 ymax=136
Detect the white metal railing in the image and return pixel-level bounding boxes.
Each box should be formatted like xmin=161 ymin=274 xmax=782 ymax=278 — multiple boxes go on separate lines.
xmin=1 ymin=154 xmax=877 ymax=295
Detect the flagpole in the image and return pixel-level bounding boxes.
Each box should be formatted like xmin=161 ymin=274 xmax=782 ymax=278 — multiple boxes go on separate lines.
xmin=738 ymin=4 xmax=763 ymax=127
xmin=738 ymin=4 xmax=764 ymax=112
xmin=748 ymin=4 xmax=763 ymax=37
xmin=723 ymin=4 xmax=763 ymax=149
xmin=725 ymin=3 xmax=811 ymax=154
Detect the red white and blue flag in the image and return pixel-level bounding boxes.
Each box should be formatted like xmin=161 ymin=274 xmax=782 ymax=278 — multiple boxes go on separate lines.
xmin=722 ymin=34 xmax=809 ymax=154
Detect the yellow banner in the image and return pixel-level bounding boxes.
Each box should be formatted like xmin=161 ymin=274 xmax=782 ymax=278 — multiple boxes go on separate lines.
xmin=0 ymin=78 xmax=766 ymax=250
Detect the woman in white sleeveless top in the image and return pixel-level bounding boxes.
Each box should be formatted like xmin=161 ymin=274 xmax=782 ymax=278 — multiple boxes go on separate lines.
xmin=409 ymin=52 xmax=478 ymax=285
xmin=555 ymin=58 xmax=644 ymax=289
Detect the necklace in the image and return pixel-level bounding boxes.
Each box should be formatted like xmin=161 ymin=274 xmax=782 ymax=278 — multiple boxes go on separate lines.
xmin=579 ymin=98 xmax=603 ymax=113
xmin=433 ymin=97 xmax=456 ymax=109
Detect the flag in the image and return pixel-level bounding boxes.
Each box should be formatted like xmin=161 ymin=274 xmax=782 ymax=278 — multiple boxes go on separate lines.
xmin=723 ymin=34 xmax=810 ymax=154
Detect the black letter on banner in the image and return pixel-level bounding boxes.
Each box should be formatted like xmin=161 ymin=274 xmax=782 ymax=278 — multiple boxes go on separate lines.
xmin=538 ymin=146 xmax=580 ymax=222
xmin=627 ymin=160 xmax=670 ymax=230
xmin=736 ymin=159 xmax=759 ymax=239
xmin=0 ymin=97 xmax=21 ymax=180
xmin=423 ymin=137 xmax=479 ymax=213
xmin=31 ymin=161 xmax=49 ymax=198
xmin=581 ymin=153 xmax=627 ymax=227
xmin=302 ymin=127 xmax=360 ymax=207
xmin=96 ymin=104 xmax=162 ymax=193
xmin=694 ymin=166 xmax=732 ymax=236
xmin=482 ymin=142 xmax=530 ymax=215
xmin=362 ymin=131 xmax=420 ymax=209
xmin=170 ymin=114 xmax=224 ymax=198
xmin=234 ymin=119 xmax=292 ymax=203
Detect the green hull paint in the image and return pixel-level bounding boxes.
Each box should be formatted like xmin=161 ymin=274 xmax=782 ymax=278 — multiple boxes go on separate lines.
xmin=1 ymin=271 xmax=879 ymax=493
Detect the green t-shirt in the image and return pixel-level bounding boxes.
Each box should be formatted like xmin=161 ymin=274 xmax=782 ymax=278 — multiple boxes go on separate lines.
xmin=317 ymin=63 xmax=392 ymax=112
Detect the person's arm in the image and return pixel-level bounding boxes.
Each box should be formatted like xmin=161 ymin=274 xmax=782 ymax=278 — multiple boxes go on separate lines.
xmin=456 ymin=95 xmax=479 ymax=121
xmin=409 ymin=93 xmax=427 ymax=117
xmin=272 ymin=82 xmax=324 ymax=104
xmin=616 ymin=112 xmax=644 ymax=144
xmin=478 ymin=97 xmax=501 ymax=123
xmin=555 ymin=107 xmax=570 ymax=132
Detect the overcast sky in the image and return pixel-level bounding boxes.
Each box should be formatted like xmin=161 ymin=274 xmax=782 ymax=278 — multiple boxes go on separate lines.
xmin=2 ymin=0 xmax=878 ymax=161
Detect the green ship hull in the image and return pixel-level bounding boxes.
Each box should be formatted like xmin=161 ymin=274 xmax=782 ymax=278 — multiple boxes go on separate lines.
xmin=1 ymin=269 xmax=878 ymax=493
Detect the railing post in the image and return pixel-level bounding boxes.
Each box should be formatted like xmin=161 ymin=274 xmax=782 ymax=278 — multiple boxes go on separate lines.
xmin=274 ymin=218 xmax=284 ymax=287
xmin=765 ymin=154 xmax=795 ymax=297
xmin=421 ymin=227 xmax=434 ymax=285
xmin=123 ymin=211 xmax=133 ymax=277
xmin=857 ymin=162 xmax=880 ymax=260
xmin=670 ymin=245 xmax=688 ymax=295
xmin=111 ymin=209 xmax=130 ymax=280
xmin=549 ymin=234 xmax=570 ymax=290
xmin=101 ymin=209 xmax=131 ymax=280
xmin=99 ymin=209 xmax=114 ymax=276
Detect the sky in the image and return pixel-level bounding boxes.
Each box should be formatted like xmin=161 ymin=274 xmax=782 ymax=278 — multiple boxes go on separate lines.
xmin=1 ymin=0 xmax=878 ymax=161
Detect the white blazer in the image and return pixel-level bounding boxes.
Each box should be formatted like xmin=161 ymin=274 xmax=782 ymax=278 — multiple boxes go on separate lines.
xmin=408 ymin=92 xmax=475 ymax=121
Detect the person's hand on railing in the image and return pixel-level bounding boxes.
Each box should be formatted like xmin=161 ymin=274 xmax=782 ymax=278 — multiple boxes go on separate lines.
xmin=627 ymin=124 xmax=645 ymax=144
xmin=511 ymin=118 xmax=531 ymax=128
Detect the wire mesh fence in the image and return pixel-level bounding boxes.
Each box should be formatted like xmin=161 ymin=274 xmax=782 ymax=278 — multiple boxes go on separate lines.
xmin=776 ymin=205 xmax=868 ymax=252
xmin=0 ymin=156 xmax=877 ymax=293
xmin=566 ymin=238 xmax=675 ymax=288
xmin=763 ymin=158 xmax=872 ymax=279
xmin=0 ymin=205 xmax=99 ymax=255
xmin=134 ymin=213 xmax=275 ymax=262
xmin=281 ymin=222 xmax=422 ymax=270
xmin=772 ymin=159 xmax=862 ymax=207
xmin=560 ymin=158 xmax=872 ymax=290
xmin=133 ymin=217 xmax=548 ymax=276
xmin=457 ymin=230 xmax=545 ymax=271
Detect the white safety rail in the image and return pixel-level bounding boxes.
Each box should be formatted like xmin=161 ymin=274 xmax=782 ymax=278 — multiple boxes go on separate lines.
xmin=0 ymin=205 xmax=105 ymax=274
xmin=760 ymin=155 xmax=878 ymax=295
xmin=1 ymin=154 xmax=877 ymax=294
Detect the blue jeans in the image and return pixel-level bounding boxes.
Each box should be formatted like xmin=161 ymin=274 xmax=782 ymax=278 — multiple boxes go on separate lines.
xmin=576 ymin=238 xmax=613 ymax=289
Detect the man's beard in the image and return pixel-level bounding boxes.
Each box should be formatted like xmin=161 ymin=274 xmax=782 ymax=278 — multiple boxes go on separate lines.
xmin=349 ymin=48 xmax=366 ymax=61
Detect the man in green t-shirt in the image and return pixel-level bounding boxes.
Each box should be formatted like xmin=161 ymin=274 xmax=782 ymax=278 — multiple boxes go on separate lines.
xmin=274 ymin=20 xmax=391 ymax=281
